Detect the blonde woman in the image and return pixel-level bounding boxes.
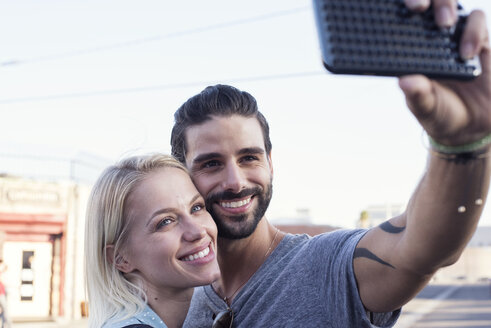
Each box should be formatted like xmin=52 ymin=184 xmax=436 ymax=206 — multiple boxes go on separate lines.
xmin=85 ymin=154 xmax=220 ymax=328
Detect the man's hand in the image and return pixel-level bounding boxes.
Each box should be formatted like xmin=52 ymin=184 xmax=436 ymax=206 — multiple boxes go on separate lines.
xmin=399 ymin=0 xmax=491 ymax=147
xmin=354 ymin=1 xmax=491 ymax=314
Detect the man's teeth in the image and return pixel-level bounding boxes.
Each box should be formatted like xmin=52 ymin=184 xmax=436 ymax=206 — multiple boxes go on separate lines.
xmin=220 ymin=198 xmax=251 ymax=208
xmin=182 ymin=246 xmax=210 ymax=262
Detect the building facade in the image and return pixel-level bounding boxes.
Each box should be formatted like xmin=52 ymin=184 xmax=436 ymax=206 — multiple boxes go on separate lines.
xmin=357 ymin=203 xmax=406 ymax=228
xmin=0 ymin=175 xmax=90 ymax=322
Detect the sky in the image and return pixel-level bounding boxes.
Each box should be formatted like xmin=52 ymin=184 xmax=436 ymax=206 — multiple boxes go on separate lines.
xmin=1 ymin=0 xmax=490 ymax=229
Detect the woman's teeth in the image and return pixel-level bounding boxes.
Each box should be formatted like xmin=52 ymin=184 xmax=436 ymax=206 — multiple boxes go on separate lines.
xmin=182 ymin=246 xmax=210 ymax=261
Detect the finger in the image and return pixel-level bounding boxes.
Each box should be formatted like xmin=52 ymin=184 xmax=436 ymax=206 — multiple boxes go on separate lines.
xmin=404 ymin=0 xmax=430 ymax=11
xmin=460 ymin=10 xmax=490 ymax=60
xmin=432 ymin=0 xmax=458 ymax=27
xmin=405 ymin=0 xmax=458 ymax=27
xmin=398 ymin=75 xmax=436 ymax=119
xmin=399 ymin=76 xmax=469 ymax=138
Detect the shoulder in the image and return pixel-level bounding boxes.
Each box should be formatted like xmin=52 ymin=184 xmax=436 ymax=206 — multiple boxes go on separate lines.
xmin=187 ymin=285 xmax=225 ymax=313
xmin=283 ymin=229 xmax=367 ymax=252
xmin=315 ymin=228 xmax=367 ymax=243
xmin=260 ymin=229 xmax=367 ymax=276
xmin=102 ymin=305 xmax=168 ymax=328
xmin=102 ymin=317 xmax=143 ymax=328
xmin=183 ymin=286 xmax=223 ymax=327
xmin=266 ymin=230 xmax=366 ymax=263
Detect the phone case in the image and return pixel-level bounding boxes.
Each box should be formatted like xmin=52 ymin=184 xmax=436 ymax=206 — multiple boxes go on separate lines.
xmin=312 ymin=0 xmax=481 ymax=80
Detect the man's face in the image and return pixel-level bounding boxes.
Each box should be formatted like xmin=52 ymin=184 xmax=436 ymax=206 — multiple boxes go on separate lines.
xmin=184 ymin=115 xmax=273 ymax=239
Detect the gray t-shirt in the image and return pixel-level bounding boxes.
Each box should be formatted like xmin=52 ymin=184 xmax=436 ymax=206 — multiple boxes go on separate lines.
xmin=183 ymin=229 xmax=400 ymax=328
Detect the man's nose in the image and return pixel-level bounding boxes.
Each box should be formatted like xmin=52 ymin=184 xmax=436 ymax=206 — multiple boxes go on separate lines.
xmin=221 ymin=162 xmax=247 ymax=193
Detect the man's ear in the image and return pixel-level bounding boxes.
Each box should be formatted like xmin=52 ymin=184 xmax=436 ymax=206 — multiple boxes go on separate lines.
xmin=268 ymin=152 xmax=274 ymax=179
xmin=105 ymin=245 xmax=134 ymax=273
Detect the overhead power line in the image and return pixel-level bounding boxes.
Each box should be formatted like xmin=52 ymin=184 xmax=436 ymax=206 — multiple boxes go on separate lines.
xmin=0 ymin=70 xmax=325 ymax=104
xmin=0 ymin=6 xmax=310 ymax=68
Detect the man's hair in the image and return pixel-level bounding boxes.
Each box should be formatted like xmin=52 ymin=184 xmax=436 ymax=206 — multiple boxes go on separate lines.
xmin=84 ymin=153 xmax=187 ymax=328
xmin=171 ymin=84 xmax=272 ymax=163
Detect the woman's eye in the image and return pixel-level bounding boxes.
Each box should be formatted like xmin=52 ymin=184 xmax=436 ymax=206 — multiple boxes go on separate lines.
xmin=191 ymin=204 xmax=204 ymax=213
xmin=156 ymin=217 xmax=174 ymax=229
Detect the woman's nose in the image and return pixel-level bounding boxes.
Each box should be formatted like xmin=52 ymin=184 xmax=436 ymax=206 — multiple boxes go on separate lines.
xmin=181 ymin=217 xmax=207 ymax=242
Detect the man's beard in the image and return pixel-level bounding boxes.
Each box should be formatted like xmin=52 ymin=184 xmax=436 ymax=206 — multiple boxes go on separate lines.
xmin=205 ymin=181 xmax=273 ymax=239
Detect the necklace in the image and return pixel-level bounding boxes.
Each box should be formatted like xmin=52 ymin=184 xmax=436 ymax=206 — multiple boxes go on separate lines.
xmin=221 ymin=228 xmax=280 ymax=305
xmin=263 ymin=227 xmax=280 ymax=259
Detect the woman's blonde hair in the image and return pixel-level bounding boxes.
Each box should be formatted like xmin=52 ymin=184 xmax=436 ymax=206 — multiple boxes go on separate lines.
xmin=84 ymin=153 xmax=188 ymax=328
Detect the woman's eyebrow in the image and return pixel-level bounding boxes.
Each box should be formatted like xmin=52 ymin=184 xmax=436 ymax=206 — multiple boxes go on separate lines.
xmin=146 ymin=193 xmax=201 ymax=227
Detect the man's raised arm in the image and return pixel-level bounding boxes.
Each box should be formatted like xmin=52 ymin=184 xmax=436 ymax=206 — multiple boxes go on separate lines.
xmin=353 ymin=0 xmax=491 ymax=313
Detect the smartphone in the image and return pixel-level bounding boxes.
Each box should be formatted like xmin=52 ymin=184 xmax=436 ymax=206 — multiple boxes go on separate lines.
xmin=312 ymin=0 xmax=481 ymax=80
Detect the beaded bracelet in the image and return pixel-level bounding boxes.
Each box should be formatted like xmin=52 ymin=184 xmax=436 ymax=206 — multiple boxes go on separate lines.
xmin=429 ymin=133 xmax=491 ymax=154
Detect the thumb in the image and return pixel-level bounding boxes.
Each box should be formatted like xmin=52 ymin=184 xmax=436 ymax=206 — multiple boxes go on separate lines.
xmin=398 ymin=75 xmax=436 ymax=120
xmin=398 ymin=75 xmax=468 ymax=140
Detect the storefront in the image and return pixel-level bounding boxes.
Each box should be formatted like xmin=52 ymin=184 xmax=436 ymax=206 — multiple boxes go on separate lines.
xmin=0 ymin=176 xmax=88 ymax=322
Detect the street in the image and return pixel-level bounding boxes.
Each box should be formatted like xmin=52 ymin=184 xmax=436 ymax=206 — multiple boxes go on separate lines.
xmin=397 ymin=282 xmax=491 ymax=328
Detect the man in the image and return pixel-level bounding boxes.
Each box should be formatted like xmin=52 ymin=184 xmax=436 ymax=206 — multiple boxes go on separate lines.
xmin=171 ymin=1 xmax=491 ymax=326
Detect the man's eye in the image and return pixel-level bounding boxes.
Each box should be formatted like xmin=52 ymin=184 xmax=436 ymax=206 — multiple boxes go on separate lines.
xmin=191 ymin=204 xmax=204 ymax=213
xmin=203 ymin=160 xmax=220 ymax=168
xmin=242 ymin=155 xmax=258 ymax=162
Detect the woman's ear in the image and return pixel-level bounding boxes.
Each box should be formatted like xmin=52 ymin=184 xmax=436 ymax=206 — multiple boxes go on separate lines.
xmin=105 ymin=245 xmax=134 ymax=273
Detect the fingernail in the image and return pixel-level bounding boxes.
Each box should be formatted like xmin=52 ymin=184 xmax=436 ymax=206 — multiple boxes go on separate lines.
xmin=461 ymin=42 xmax=475 ymax=59
xmin=405 ymin=0 xmax=429 ymax=10
xmin=436 ymin=6 xmax=454 ymax=27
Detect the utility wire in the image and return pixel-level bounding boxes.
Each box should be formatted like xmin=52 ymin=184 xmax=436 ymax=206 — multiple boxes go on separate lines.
xmin=0 ymin=6 xmax=310 ymax=68
xmin=0 ymin=70 xmax=325 ymax=104
xmin=0 ymin=152 xmax=108 ymax=169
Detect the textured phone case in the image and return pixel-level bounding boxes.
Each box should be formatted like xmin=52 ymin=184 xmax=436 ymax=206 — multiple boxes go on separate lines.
xmin=313 ymin=0 xmax=481 ymax=80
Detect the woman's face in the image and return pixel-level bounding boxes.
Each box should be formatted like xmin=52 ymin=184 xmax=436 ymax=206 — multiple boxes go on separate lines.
xmin=121 ymin=167 xmax=220 ymax=293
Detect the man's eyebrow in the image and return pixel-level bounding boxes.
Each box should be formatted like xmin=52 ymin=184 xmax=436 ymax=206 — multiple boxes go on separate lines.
xmin=237 ymin=147 xmax=265 ymax=156
xmin=191 ymin=147 xmax=265 ymax=165
xmin=192 ymin=152 xmax=221 ymax=165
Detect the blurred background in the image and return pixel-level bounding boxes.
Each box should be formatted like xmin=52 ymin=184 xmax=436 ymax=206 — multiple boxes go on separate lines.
xmin=0 ymin=0 xmax=490 ymax=325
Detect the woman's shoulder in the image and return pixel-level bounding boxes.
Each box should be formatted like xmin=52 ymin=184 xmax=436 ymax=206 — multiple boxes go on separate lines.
xmin=101 ymin=305 xmax=168 ymax=328
xmin=101 ymin=317 xmax=144 ymax=328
